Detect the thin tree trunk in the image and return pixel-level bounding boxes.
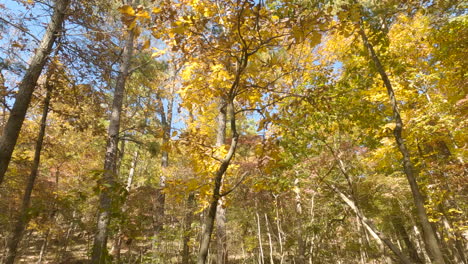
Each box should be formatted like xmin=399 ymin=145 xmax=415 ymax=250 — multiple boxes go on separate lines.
xmin=0 ymin=0 xmax=69 ymax=185
xmin=215 ymin=100 xmax=228 ymax=264
xmin=116 ymin=140 xmax=126 ymax=177
xmin=197 ymin=43 xmax=250 ymax=264
xmin=38 ymin=165 xmax=61 ymax=263
xmin=197 ymin=100 xmax=239 ymax=264
xmin=412 ymin=222 xmax=431 ymax=263
xmin=308 ymin=192 xmax=316 ymax=264
xmin=125 ymin=150 xmax=138 ymax=192
xmin=58 ymin=213 xmax=75 ymax=262
xmin=393 ymin=216 xmax=424 ymax=264
xmin=359 ymin=26 xmax=445 ymax=264
xmin=182 ymin=192 xmax=195 ymax=264
xmin=273 ymin=195 xmax=284 ymax=264
xmin=4 ymin=74 xmax=53 ymax=264
xmin=256 ymin=211 xmax=264 ymax=264
xmin=113 ymin=150 xmax=138 ymax=263
xmin=37 ymin=229 xmax=50 ymax=264
xmin=0 ymin=71 xmax=7 ymax=131
xmin=294 ymin=178 xmax=306 ymax=264
xmin=264 ymin=214 xmax=274 ymax=264
xmin=91 ymin=28 xmax=135 ymax=264
xmin=154 ymin=91 xmax=173 ymax=233
xmin=355 ymin=215 xmax=367 ymax=264
xmin=329 ymin=184 xmax=413 ymax=264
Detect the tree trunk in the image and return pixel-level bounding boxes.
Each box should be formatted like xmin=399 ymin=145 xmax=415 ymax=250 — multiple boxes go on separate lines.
xmin=273 ymin=195 xmax=284 ymax=264
xmin=329 ymin=184 xmax=413 ymax=264
xmin=0 ymin=0 xmax=69 ymax=185
xmin=392 ymin=215 xmax=424 ymax=264
xmin=197 ymin=100 xmax=239 ymax=264
xmin=4 ymin=75 xmax=53 ymax=264
xmin=182 ymin=192 xmax=195 ymax=264
xmin=91 ymin=28 xmax=134 ymax=264
xmin=58 ymin=213 xmax=76 ymax=262
xmin=37 ymin=229 xmax=50 ymax=264
xmin=264 ymin=214 xmax=274 ymax=264
xmin=256 ymin=210 xmax=264 ymax=264
xmin=215 ymin=100 xmax=228 ymax=264
xmin=154 ymin=91 xmax=173 ymax=233
xmin=359 ymin=26 xmax=445 ymax=264
xmin=112 ymin=149 xmax=138 ymax=263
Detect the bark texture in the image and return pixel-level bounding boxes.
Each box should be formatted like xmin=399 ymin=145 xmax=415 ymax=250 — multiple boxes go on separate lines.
xmin=215 ymin=101 xmax=228 ymax=264
xmin=182 ymin=192 xmax=195 ymax=264
xmin=0 ymin=0 xmax=69 ymax=185
xmin=359 ymin=26 xmax=445 ymax=264
xmin=91 ymin=29 xmax=134 ymax=264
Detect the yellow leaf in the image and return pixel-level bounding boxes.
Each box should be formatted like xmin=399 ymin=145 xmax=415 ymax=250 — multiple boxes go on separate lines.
xmin=136 ymin=10 xmax=150 ymax=19
xmin=309 ymin=31 xmax=322 ymax=47
xmin=153 ymin=7 xmax=162 ymax=13
xmin=151 ymin=48 xmax=166 ymax=58
xmin=118 ymin=5 xmax=135 ymax=16
xmin=142 ymin=39 xmax=150 ymax=50
xmin=448 ymin=208 xmax=463 ymax=214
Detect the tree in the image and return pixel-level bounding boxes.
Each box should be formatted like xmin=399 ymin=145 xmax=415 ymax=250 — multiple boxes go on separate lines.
xmin=0 ymin=0 xmax=70 ymax=185
xmin=4 ymin=57 xmax=57 ymax=264
xmin=90 ymin=14 xmax=135 ymax=264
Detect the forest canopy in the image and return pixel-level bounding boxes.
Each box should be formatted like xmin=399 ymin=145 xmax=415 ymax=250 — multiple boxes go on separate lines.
xmin=0 ymin=0 xmax=466 ymax=263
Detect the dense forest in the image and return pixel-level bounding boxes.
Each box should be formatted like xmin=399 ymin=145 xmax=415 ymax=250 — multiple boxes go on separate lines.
xmin=0 ymin=0 xmax=466 ymax=263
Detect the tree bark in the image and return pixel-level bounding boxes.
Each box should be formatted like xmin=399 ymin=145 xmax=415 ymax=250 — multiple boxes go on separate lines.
xmin=215 ymin=100 xmax=228 ymax=264
xmin=112 ymin=149 xmax=138 ymax=263
xmin=154 ymin=91 xmax=173 ymax=233
xmin=273 ymin=195 xmax=284 ymax=264
xmin=264 ymin=214 xmax=274 ymax=264
xmin=91 ymin=29 xmax=134 ymax=264
xmin=359 ymin=26 xmax=445 ymax=264
xmin=0 ymin=0 xmax=69 ymax=185
xmin=4 ymin=74 xmax=53 ymax=264
xmin=197 ymin=100 xmax=239 ymax=264
xmin=182 ymin=192 xmax=195 ymax=264
xmin=393 ymin=218 xmax=424 ymax=264
xmin=256 ymin=210 xmax=264 ymax=264
xmin=329 ymin=184 xmax=413 ymax=264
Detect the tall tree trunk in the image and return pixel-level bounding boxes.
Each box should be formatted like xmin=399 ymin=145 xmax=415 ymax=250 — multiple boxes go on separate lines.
xmin=359 ymin=26 xmax=445 ymax=264
xmin=393 ymin=218 xmax=424 ymax=264
xmin=355 ymin=215 xmax=367 ymax=264
xmin=91 ymin=29 xmax=135 ymax=264
xmin=294 ymin=178 xmax=306 ymax=264
xmin=273 ymin=195 xmax=284 ymax=264
xmin=215 ymin=100 xmax=228 ymax=264
xmin=154 ymin=89 xmax=174 ymax=233
xmin=0 ymin=0 xmax=69 ymax=185
xmin=4 ymin=76 xmax=53 ymax=264
xmin=264 ymin=214 xmax=274 ymax=264
xmin=255 ymin=210 xmax=264 ymax=264
xmin=329 ymin=184 xmax=413 ymax=264
xmin=182 ymin=192 xmax=195 ymax=264
xmin=37 ymin=165 xmax=61 ymax=263
xmin=197 ymin=100 xmax=239 ymax=264
xmin=113 ymin=149 xmax=138 ymax=263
